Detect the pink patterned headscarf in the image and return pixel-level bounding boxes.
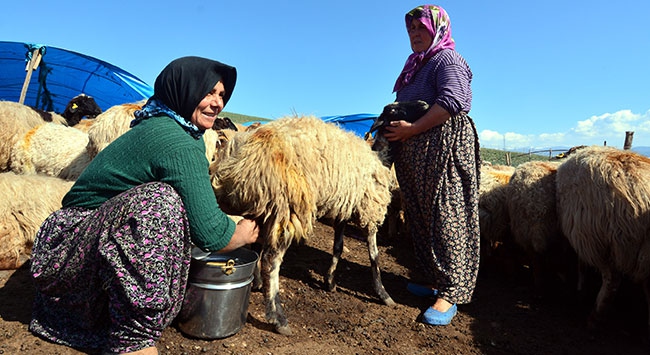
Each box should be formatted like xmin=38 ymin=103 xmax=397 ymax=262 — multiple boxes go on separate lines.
xmin=393 ymin=5 xmax=455 ymax=92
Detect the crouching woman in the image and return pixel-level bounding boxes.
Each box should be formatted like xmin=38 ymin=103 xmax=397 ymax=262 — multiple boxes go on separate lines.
xmin=29 ymin=56 xmax=259 ymax=355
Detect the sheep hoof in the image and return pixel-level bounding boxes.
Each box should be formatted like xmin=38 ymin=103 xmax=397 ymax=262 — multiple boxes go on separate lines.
xmin=326 ymin=281 xmax=337 ymax=292
xmin=275 ymin=324 xmax=293 ymax=336
xmin=383 ymin=297 xmax=396 ymax=307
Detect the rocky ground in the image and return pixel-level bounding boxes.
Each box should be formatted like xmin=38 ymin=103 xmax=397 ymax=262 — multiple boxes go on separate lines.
xmin=0 ymin=221 xmax=648 ymax=354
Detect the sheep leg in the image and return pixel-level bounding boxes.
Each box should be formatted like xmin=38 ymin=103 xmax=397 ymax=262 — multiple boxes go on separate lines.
xmin=251 ymin=243 xmax=264 ymax=290
xmin=588 ymin=267 xmax=622 ymax=330
xmin=262 ymin=240 xmax=293 ymax=336
xmin=326 ymin=220 xmax=346 ymax=292
xmin=366 ymin=225 xmax=395 ymax=306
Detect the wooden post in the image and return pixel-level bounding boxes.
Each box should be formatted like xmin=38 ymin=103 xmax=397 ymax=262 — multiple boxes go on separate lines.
xmin=18 ymin=49 xmax=43 ymax=105
xmin=623 ymin=131 xmax=634 ymax=150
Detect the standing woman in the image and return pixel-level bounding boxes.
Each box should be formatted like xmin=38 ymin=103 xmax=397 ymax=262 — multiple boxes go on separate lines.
xmin=383 ymin=5 xmax=480 ymax=326
xmin=29 ymin=56 xmax=259 ymax=354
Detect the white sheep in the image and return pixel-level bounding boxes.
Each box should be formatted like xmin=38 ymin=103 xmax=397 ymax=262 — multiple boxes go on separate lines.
xmin=9 ymin=101 xmax=148 ymax=180
xmin=204 ymin=118 xmax=261 ymax=164
xmin=0 ymin=172 xmax=74 ymax=270
xmin=73 ymin=118 xmax=96 ymax=133
xmin=9 ymin=123 xmax=92 ymax=180
xmin=16 ymin=102 xmax=240 ymax=176
xmin=0 ymin=95 xmax=101 ymax=172
xmin=478 ymin=163 xmax=515 ymax=266
xmin=86 ymin=101 xmax=144 ymax=159
xmin=556 ymin=145 xmax=650 ymax=334
xmin=210 ymin=115 xmax=396 ymax=335
xmin=507 ymin=160 xmax=576 ymax=294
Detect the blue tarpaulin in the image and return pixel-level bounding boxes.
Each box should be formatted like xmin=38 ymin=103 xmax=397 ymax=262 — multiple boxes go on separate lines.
xmin=0 ymin=41 xmax=153 ymax=113
xmin=321 ymin=113 xmax=378 ymax=138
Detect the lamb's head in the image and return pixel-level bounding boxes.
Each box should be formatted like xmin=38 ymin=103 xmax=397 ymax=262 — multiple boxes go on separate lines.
xmin=212 ymin=116 xmax=238 ymax=131
xmin=367 ymin=100 xmax=430 ymax=167
xmin=62 ymin=94 xmax=103 ymax=126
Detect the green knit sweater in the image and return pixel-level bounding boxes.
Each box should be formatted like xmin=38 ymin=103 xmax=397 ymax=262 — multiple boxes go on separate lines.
xmin=62 ymin=115 xmax=235 ymax=251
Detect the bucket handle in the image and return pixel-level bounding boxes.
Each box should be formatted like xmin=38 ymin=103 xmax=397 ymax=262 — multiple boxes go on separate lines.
xmin=206 ymin=259 xmax=236 ymax=275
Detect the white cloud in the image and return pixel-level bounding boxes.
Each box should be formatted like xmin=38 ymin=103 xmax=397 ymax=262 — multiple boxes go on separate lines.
xmin=480 ymin=109 xmax=650 ymax=150
xmin=479 ymin=130 xmax=536 ymax=150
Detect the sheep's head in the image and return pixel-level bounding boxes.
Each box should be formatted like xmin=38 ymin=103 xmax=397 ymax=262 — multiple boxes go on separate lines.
xmin=368 ymin=100 xmax=430 ymax=135
xmin=62 ymin=94 xmax=103 ymax=126
xmin=212 ymin=116 xmax=238 ymax=131
xmin=367 ymin=100 xmax=430 ymax=167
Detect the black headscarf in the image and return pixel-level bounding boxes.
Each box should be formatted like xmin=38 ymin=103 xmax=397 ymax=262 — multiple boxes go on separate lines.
xmin=153 ymin=56 xmax=237 ymax=121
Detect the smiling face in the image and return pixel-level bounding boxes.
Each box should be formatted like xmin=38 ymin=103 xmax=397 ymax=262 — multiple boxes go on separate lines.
xmin=408 ymin=18 xmax=433 ymax=53
xmin=191 ymin=80 xmax=226 ymax=130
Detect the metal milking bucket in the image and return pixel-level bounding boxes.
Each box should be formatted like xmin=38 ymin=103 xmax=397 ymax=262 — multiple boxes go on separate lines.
xmin=176 ymin=246 xmax=259 ymax=339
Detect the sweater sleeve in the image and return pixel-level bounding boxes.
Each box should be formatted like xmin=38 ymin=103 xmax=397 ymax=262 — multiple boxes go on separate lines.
xmin=433 ymin=51 xmax=473 ymax=116
xmin=156 ymin=144 xmax=236 ymax=251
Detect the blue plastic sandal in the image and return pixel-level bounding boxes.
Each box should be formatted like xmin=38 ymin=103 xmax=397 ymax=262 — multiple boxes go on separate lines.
xmin=407 ymin=282 xmax=439 ymax=297
xmin=422 ymin=304 xmax=457 ymax=326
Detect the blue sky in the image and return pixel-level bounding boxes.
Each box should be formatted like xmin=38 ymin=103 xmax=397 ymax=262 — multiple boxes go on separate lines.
xmin=2 ymin=0 xmax=649 ymax=150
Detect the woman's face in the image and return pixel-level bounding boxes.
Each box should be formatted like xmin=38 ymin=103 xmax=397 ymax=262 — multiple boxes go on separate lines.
xmin=408 ymin=18 xmax=433 ymax=53
xmin=191 ymin=80 xmax=226 ymax=130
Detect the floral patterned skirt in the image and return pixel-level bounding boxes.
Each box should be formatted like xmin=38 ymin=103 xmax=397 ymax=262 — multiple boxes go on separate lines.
xmin=395 ymin=113 xmax=481 ymax=304
xmin=29 ymin=182 xmax=192 ymax=353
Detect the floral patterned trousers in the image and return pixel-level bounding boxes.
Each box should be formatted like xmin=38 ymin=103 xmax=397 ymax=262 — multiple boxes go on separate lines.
xmin=30 ymin=182 xmax=191 ymax=353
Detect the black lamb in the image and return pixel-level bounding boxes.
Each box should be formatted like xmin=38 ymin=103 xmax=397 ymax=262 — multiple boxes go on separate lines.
xmin=367 ymin=100 xmax=429 ymax=167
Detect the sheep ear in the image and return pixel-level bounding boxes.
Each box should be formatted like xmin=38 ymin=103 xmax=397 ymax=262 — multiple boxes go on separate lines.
xmin=71 ymin=103 xmax=78 ymax=112
xmin=368 ymin=115 xmax=387 ymax=133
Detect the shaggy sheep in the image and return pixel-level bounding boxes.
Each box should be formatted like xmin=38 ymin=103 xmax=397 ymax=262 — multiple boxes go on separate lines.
xmin=476 ymin=162 xmax=534 ymax=282
xmin=10 ymin=100 xmax=147 ymax=180
xmin=72 ymin=118 xmax=96 ymax=133
xmin=478 ymin=163 xmax=515 ymax=259
xmin=507 ymin=160 xmax=576 ymax=294
xmin=366 ymin=100 xmax=429 ymax=167
xmin=205 ymin=119 xmax=262 ymax=165
xmin=556 ymin=145 xmax=650 ymax=334
xmin=376 ymin=165 xmax=407 ymax=242
xmin=86 ymin=101 xmax=144 ymax=159
xmin=9 ymin=123 xmax=92 ymax=180
xmin=210 ymin=115 xmax=396 ymax=335
xmin=0 ymin=172 xmax=74 ymax=270
xmin=0 ymin=95 xmax=101 ymax=172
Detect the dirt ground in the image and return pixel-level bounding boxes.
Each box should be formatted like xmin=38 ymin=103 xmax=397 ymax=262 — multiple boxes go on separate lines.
xmin=1 ymin=221 xmax=649 ymax=355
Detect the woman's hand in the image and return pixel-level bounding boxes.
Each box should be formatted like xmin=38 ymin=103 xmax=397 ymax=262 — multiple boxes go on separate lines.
xmin=383 ymin=103 xmax=452 ymax=142
xmin=219 ymin=218 xmax=260 ymax=252
xmin=384 ymin=120 xmax=416 ymax=142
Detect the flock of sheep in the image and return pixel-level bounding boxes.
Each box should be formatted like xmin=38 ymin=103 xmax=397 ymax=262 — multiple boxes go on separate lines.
xmin=480 ymin=146 xmax=650 ymax=338
xmin=1 ymin=97 xmax=649 ymax=340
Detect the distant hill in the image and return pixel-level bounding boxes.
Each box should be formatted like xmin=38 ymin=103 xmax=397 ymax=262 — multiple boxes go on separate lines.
xmin=221 ymin=111 xmax=271 ymax=125
xmin=480 ymin=148 xmax=549 ymax=166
